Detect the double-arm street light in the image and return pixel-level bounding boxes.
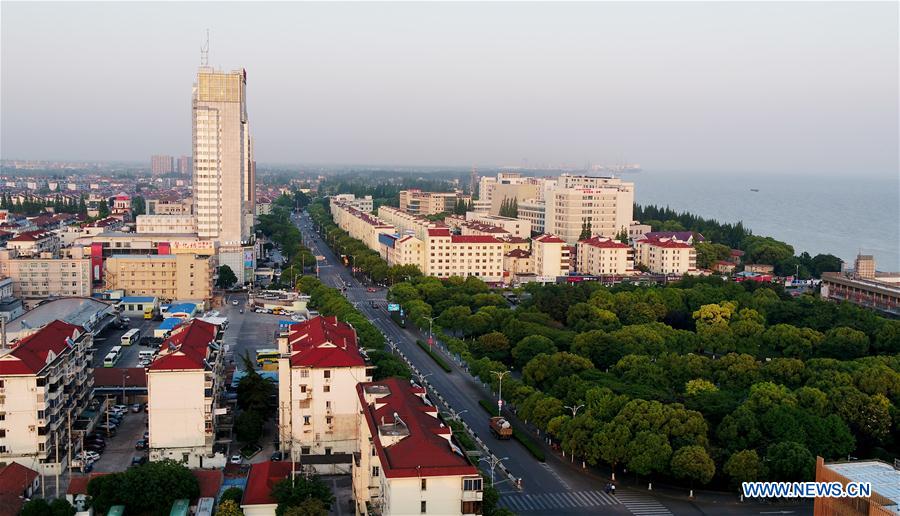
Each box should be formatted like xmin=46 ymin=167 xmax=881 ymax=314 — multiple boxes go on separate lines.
xmin=491 ymin=371 xmax=509 ymax=416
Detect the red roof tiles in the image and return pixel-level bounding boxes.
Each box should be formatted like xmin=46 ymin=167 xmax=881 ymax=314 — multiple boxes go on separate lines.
xmin=0 ymin=462 xmax=38 ymax=496
xmin=357 ymin=378 xmax=477 ymax=479
xmin=287 ymin=316 xmax=364 ymax=368
xmin=450 ymin=235 xmax=501 ymax=244
xmin=427 ymin=228 xmax=451 ymax=237
xmin=243 ymin=461 xmax=294 ymax=506
xmin=579 ymin=236 xmax=630 ymax=249
xmin=0 ymin=320 xmax=82 ymax=375
xmin=8 ymin=230 xmax=51 ymax=242
xmin=641 ymin=237 xmax=693 ymax=249
xmin=534 ymin=234 xmax=565 ymax=244
xmin=148 ymin=319 xmax=218 ymax=371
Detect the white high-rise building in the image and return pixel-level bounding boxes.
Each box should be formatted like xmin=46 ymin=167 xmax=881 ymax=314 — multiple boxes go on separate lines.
xmin=192 ymin=66 xmax=255 ymax=283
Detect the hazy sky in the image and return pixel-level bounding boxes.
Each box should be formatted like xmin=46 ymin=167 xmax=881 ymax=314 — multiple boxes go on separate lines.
xmin=2 ymin=2 xmax=897 ymax=175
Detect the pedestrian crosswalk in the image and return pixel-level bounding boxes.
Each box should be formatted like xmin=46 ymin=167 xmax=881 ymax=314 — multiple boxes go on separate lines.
xmin=498 ymin=489 xmax=618 ymax=512
xmin=616 ymin=492 xmax=674 ymax=515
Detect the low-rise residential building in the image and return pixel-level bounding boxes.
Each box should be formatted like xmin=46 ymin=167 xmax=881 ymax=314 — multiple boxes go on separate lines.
xmin=743 ymin=263 xmax=775 ymax=274
xmin=424 ymin=229 xmax=504 ymax=282
xmin=638 ymin=231 xmax=703 ymax=244
xmin=332 ymin=194 xmax=374 ymax=213
xmin=399 ymin=190 xmax=470 ymax=216
xmin=516 ymin=200 xmax=545 ymax=234
xmin=277 ymin=316 xmax=373 ymax=460
xmin=627 ymin=222 xmax=652 ymax=240
xmin=576 ymin=236 xmax=633 ymax=276
xmin=635 ymin=238 xmax=697 ymax=275
xmin=821 ymin=271 xmax=900 ymax=317
xmin=104 ymin=253 xmax=214 ymax=303
xmin=378 ymin=206 xmax=443 ymax=241
xmin=147 ymin=197 xmax=193 ymax=215
xmin=5 ymin=230 xmax=60 ymax=257
xmin=503 ymin=249 xmax=533 ymax=284
xmin=0 ymin=247 xmax=92 ymax=306
xmin=353 ymin=378 xmax=483 ymax=516
xmin=147 ymin=318 xmax=226 ymax=468
xmin=331 ymin=202 xmax=396 ymax=258
xmin=0 ymin=320 xmax=94 ymax=474
xmin=136 ymin=214 xmax=197 ymax=234
xmin=381 ymin=234 xmax=425 ymax=269
xmin=465 ymin=213 xmax=532 ymax=239
xmin=532 ymin=234 xmax=571 ymax=279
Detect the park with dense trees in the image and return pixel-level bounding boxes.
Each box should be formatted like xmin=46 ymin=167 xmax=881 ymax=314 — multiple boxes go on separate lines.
xmin=388 ymin=274 xmax=899 ymax=491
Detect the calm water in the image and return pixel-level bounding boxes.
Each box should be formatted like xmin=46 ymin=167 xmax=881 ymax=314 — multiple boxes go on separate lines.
xmin=632 ymin=170 xmax=900 ymax=271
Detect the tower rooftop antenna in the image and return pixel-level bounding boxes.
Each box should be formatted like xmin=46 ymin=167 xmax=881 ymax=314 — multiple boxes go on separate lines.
xmin=200 ymin=29 xmax=209 ymax=66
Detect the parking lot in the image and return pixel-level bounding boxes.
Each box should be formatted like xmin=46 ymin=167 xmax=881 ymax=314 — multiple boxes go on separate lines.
xmin=87 ymin=407 xmax=148 ymax=473
xmin=91 ymin=317 xmax=160 ymax=369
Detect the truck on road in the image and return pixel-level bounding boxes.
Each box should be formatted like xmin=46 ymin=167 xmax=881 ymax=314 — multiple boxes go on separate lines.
xmin=489 ymin=417 xmax=513 ymax=440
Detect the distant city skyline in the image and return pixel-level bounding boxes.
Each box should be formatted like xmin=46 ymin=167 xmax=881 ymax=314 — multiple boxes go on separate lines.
xmin=1 ymin=2 xmax=897 ymax=177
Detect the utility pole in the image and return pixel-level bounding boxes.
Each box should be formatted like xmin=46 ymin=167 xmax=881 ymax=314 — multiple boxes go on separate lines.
xmin=491 ymin=371 xmax=509 ymax=416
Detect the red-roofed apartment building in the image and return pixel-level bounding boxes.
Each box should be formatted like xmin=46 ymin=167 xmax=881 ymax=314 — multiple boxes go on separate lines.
xmin=634 ymin=237 xmax=697 ymax=275
xmin=423 ymin=228 xmax=504 ymax=282
xmin=353 ymin=378 xmax=483 ymax=516
xmin=576 ymin=236 xmax=634 ymax=276
xmin=277 ymin=316 xmax=372 ymax=460
xmin=147 ymin=318 xmax=227 ymax=468
xmin=5 ymin=230 xmax=60 ymax=257
xmin=0 ymin=321 xmax=94 ymax=473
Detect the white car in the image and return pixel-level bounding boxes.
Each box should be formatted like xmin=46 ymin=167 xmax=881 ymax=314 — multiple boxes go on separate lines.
xmin=230 ymin=454 xmax=242 ymax=464
xmin=113 ymin=405 xmax=128 ymax=412
xmin=232 ymin=300 xmax=239 ymax=306
xmin=78 ymin=451 xmax=101 ymax=462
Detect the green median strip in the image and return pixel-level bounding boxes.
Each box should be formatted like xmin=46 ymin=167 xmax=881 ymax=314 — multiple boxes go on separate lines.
xmin=477 ymin=399 xmax=545 ymax=462
xmin=416 ymin=340 xmax=452 ymax=373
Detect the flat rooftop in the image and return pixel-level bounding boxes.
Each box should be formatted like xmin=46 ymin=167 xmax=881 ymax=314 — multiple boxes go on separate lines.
xmin=6 ymin=297 xmax=115 ymax=339
xmin=827 ymin=461 xmax=900 ymax=510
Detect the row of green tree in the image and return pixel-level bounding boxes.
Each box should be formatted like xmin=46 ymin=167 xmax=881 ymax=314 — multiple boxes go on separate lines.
xmin=1 ymin=193 xmax=88 ymax=216
xmin=306 ymin=199 xmax=422 ymax=285
xmin=256 ymin=198 xmax=316 ymax=289
xmin=297 ymin=275 xmax=411 ymax=380
xmin=388 ymin=275 xmax=900 ymax=491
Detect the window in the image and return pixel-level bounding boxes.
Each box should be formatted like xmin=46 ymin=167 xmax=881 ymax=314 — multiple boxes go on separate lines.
xmin=326 ymin=416 xmax=333 ymax=425
xmin=463 ymin=478 xmax=483 ymax=491
xmin=303 ymin=416 xmax=311 ymax=425
xmin=37 ymin=410 xmax=44 ymax=420
xmin=372 ymin=466 xmax=380 ymax=477
xmin=0 ymin=429 xmax=4 ymax=437
xmin=300 ymin=385 xmax=307 ymax=393
xmin=323 ymin=370 xmax=331 ymax=379
xmin=324 ymin=447 xmax=332 ymax=455
xmin=301 ymin=447 xmax=311 ymax=455
xmin=300 ymin=369 xmax=309 ymax=378
xmin=420 ymin=501 xmax=427 ymax=514
xmin=323 ymin=385 xmax=330 ymax=393
xmin=421 ymin=478 xmax=427 ymax=491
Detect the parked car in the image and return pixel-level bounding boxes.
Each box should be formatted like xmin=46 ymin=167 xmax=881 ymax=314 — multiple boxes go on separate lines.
xmin=130 ymin=455 xmax=147 ymax=467
xmin=84 ymin=442 xmax=106 ymax=453
xmin=131 ymin=404 xmax=142 ymax=413
xmin=135 ymin=439 xmax=148 ymax=450
xmin=232 ymin=300 xmax=239 ymax=306
xmin=97 ymin=424 xmax=117 ymax=437
xmin=113 ymin=405 xmax=128 ymax=412
xmin=270 ymin=451 xmax=284 ymax=462
xmin=85 ymin=433 xmax=105 ymax=443
xmin=229 ymin=454 xmax=242 ymax=464
xmin=77 ymin=451 xmax=101 ymax=462
xmin=143 ymin=431 xmax=149 ymax=440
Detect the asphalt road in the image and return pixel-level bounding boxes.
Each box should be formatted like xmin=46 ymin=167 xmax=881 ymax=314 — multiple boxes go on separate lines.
xmin=91 ymin=317 xmax=159 ymax=369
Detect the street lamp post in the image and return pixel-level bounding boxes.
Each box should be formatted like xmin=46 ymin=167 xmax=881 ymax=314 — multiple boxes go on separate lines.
xmin=479 ymin=455 xmax=508 ymax=487
xmin=563 ymin=403 xmax=585 ymax=464
xmin=491 ymin=371 xmax=509 ymax=417
xmin=122 ymin=372 xmax=131 ymax=405
xmin=425 ymin=316 xmax=437 ymax=346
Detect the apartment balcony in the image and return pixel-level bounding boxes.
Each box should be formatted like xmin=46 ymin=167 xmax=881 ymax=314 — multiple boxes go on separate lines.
xmin=462 ymin=490 xmax=484 ymax=502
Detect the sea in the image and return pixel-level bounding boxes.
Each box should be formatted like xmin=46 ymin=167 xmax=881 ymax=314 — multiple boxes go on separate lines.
xmin=630 ymin=169 xmax=900 ymax=271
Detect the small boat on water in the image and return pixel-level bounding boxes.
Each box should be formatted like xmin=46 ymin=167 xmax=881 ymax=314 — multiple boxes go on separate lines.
xmin=750 ymin=188 xmax=760 ymax=192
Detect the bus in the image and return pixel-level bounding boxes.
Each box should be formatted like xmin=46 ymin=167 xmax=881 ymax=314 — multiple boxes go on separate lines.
xmin=103 ymin=346 xmax=123 ymax=368
xmin=121 ymin=328 xmax=141 ymax=346
xmin=256 ymin=349 xmax=280 ymax=371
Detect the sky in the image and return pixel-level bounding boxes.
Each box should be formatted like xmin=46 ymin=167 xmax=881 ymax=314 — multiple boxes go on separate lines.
xmin=1 ymin=1 xmax=897 ymax=176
